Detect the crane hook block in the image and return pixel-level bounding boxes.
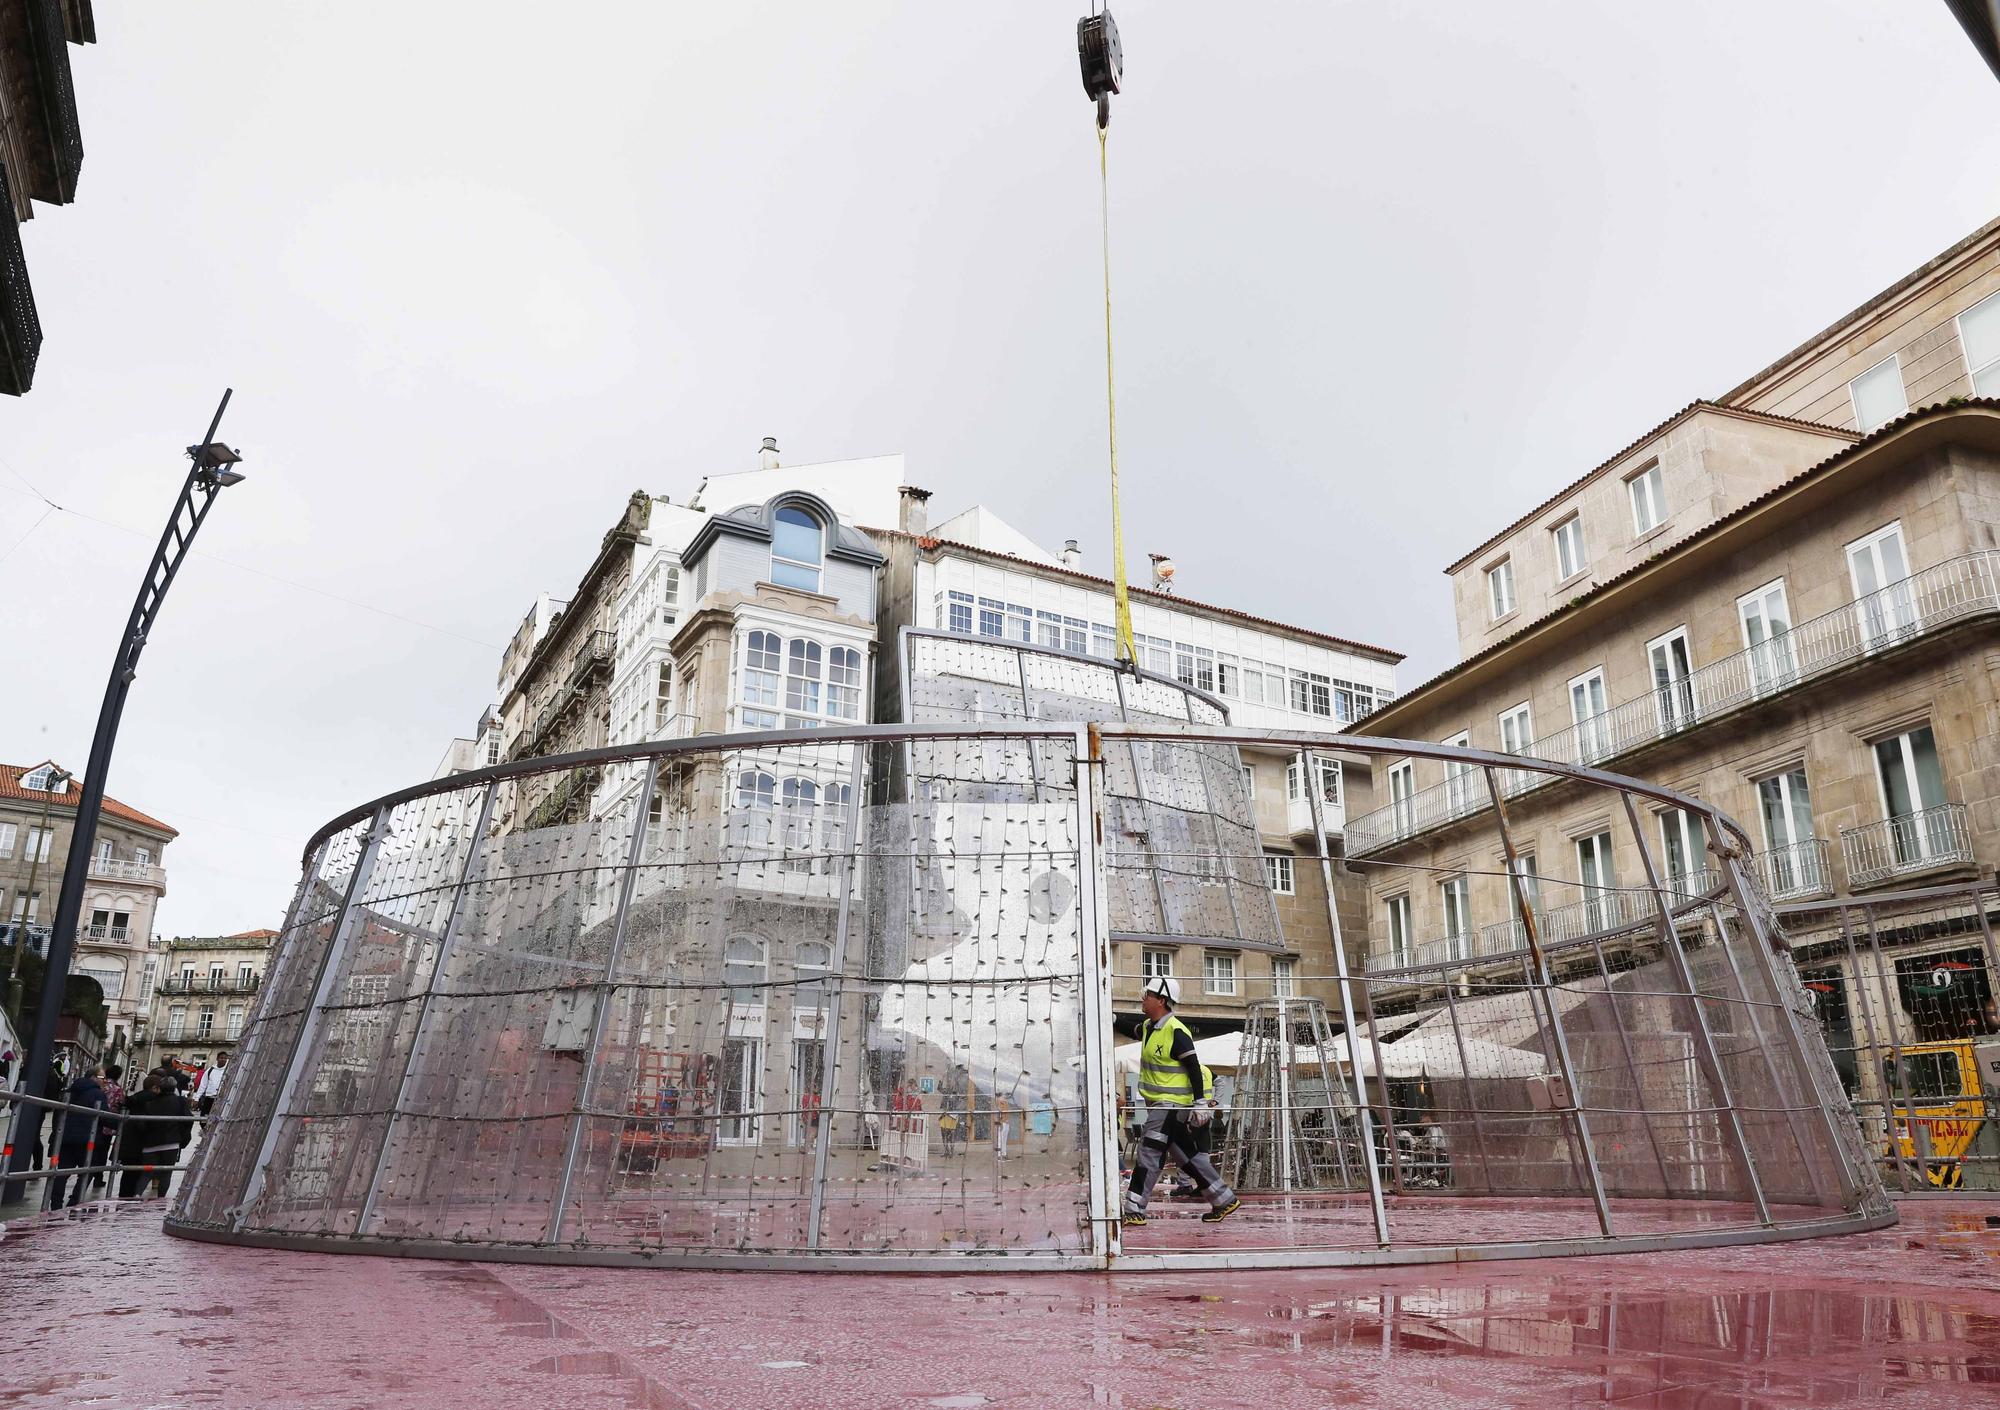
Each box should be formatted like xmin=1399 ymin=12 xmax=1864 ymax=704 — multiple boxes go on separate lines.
xmin=1078 ymin=9 xmax=1123 ymax=127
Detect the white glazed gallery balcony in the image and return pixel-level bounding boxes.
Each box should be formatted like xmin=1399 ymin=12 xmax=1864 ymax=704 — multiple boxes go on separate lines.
xmin=86 ymin=856 xmax=165 ymax=887
xmin=1348 ymin=552 xmax=2000 ymax=856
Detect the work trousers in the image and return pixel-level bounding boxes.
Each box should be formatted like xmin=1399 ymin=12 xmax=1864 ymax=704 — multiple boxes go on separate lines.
xmin=1123 ymin=1106 xmax=1234 ymax=1215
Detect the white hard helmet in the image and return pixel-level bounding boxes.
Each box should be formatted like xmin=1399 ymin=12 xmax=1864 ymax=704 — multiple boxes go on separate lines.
xmin=1142 ymin=974 xmax=1180 ymax=1006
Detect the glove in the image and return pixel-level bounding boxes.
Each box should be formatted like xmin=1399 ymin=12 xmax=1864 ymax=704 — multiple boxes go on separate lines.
xmin=1183 ymin=1103 xmax=1213 ymax=1130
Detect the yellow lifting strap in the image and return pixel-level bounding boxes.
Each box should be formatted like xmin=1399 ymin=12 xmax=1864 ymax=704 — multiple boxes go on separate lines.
xmin=1097 ymin=123 xmax=1137 ymax=668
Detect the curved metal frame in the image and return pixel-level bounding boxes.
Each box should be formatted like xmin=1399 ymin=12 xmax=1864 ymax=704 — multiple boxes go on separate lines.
xmin=166 ymin=722 xmax=1891 ymax=1271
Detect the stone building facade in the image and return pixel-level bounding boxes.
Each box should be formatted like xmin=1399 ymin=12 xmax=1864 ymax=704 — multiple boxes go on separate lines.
xmin=0 ymin=0 xmax=93 ymax=394
xmin=143 ymin=929 xmax=277 ymax=1071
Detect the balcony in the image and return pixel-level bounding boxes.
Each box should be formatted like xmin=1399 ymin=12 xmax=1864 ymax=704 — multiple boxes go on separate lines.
xmin=0 ymin=161 xmax=38 ymax=396
xmin=1755 ymin=838 xmax=1832 ymax=902
xmin=1839 ymin=805 xmax=1974 ymax=888
xmin=1348 ymin=552 xmax=2000 ymax=855
xmin=1284 ymin=789 xmax=1345 ymax=838
xmin=87 ymin=857 xmax=166 ymax=887
xmin=159 ymin=974 xmax=262 ymax=997
xmin=567 ymin=629 xmax=615 ymax=692
xmin=81 ymin=923 xmax=129 ymax=943
xmin=1370 ymin=882 xmax=1715 ymax=980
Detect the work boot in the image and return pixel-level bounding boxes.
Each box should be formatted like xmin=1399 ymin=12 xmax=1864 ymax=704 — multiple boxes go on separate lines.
xmin=1121 ymin=1209 xmax=1147 ymax=1227
xmin=1200 ymin=1198 xmax=1242 ymax=1224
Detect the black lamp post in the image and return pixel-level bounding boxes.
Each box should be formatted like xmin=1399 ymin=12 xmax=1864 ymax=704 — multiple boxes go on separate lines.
xmin=3 ymin=391 xmax=245 ymax=1198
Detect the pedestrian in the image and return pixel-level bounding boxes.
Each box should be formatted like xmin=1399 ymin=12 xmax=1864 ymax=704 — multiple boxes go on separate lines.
xmin=96 ymin=1063 xmax=127 ymax=1200
xmin=994 ymin=1098 xmax=1013 ymax=1160
xmin=119 ymin=1075 xmax=193 ymax=1199
xmin=938 ymin=1072 xmax=965 ymax=1155
xmin=48 ymin=1066 xmax=108 ymax=1209
xmin=194 ymin=1052 xmax=228 ymax=1120
xmin=1122 ymin=975 xmax=1239 ymax=1227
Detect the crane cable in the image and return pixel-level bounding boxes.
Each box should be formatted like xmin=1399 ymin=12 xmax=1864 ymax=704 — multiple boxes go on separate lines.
xmin=1097 ymin=121 xmax=1137 ymax=668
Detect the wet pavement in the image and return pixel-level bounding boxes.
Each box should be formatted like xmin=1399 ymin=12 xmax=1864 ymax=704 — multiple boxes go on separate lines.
xmin=1 ymin=1200 xmax=1997 ymax=1408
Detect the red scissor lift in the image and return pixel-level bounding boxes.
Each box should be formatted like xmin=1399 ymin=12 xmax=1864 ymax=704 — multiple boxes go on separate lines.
xmin=614 ymin=1049 xmax=715 ymax=1176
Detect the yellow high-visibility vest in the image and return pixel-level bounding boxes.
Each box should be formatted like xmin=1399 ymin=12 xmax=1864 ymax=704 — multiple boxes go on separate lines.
xmin=1138 ymin=1015 xmax=1202 ymax=1106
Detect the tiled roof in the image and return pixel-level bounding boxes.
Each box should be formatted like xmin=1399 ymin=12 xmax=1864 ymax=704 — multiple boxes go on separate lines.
xmin=1442 ymin=402 xmax=1860 ymax=574
xmin=1362 ymin=398 xmax=2000 ymax=728
xmin=863 ymin=526 xmax=1406 ymax=664
xmin=226 ymin=929 xmax=280 ymax=940
xmin=0 ymin=762 xmax=178 ymax=837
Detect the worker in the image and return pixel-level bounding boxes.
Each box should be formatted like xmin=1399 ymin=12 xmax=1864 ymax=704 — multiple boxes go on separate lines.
xmin=1123 ymin=975 xmax=1240 ymax=1226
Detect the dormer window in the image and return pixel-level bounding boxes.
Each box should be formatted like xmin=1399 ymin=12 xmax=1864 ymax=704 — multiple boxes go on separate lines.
xmin=20 ymin=765 xmax=64 ymax=792
xmin=770 ymin=505 xmax=825 ymax=592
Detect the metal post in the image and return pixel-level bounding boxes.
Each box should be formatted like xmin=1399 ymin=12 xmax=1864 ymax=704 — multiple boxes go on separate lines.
xmin=1488 ymin=769 xmax=1613 ymax=1236
xmin=1618 ymin=794 xmax=1771 ymax=1227
xmin=548 ymin=758 xmax=661 ymax=1245
xmin=231 ymin=804 xmax=393 ymax=1229
xmin=1858 ymin=904 xmax=1933 ymax=1190
xmin=5 ymin=392 xmax=241 ymax=1198
xmin=807 ymin=745 xmax=870 ymax=1249
xmin=1274 ymin=996 xmax=1295 ymax=1191
xmin=355 ymin=785 xmax=497 ymax=1234
xmin=1437 ymin=971 xmax=1498 ymax=1193
xmin=1833 ymin=906 xmax=1911 ymax=1193
xmin=1306 ymin=1002 xmax=1355 ymax=1189
xmin=1111 ymin=674 xmax=1174 ymax=932
xmin=1301 ymin=746 xmax=1389 ymax=1245
xmin=1585 ymin=933 xmax=1676 ymax=1194
xmin=1015 ymin=651 xmax=1045 ymax=804
xmin=1076 ymin=725 xmax=1121 ymax=1262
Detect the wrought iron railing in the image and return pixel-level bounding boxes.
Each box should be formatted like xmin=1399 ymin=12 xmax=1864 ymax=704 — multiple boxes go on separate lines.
xmin=1756 ymin=838 xmax=1831 ymax=901
xmin=1839 ymin=805 xmax=1973 ymax=888
xmin=159 ymin=975 xmax=261 ymax=996
xmin=0 ymin=161 xmax=39 ymax=396
xmin=27 ymin=0 xmax=83 ymax=203
xmin=1348 ymin=552 xmax=2000 ymax=854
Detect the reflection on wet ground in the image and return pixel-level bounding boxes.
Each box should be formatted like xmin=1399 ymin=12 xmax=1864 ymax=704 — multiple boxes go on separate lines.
xmin=1 ymin=1201 xmax=1998 ymax=1407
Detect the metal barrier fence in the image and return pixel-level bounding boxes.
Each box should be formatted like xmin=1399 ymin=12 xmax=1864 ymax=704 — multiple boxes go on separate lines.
xmin=0 ymin=1088 xmax=199 ymax=1211
xmin=158 ymin=722 xmax=1888 ymax=1270
xmin=1777 ymin=884 xmax=2000 ymax=1195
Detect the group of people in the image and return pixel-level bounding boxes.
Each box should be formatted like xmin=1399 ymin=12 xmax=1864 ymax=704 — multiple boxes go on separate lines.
xmin=27 ymin=1051 xmax=229 ymax=1209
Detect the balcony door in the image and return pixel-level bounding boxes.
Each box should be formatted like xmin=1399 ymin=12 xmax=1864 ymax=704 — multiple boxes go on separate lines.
xmin=1737 ymin=580 xmax=1796 ymax=695
xmin=1569 ymin=668 xmax=1609 ymax=764
xmin=1657 ymin=808 xmax=1707 ymax=893
xmin=1873 ymin=726 xmax=1949 ymax=866
xmin=1576 ymin=831 xmax=1617 ymax=934
xmin=1756 ymin=768 xmax=1818 ymax=895
xmin=1441 ymin=732 xmax=1475 ymax=816
xmin=1388 ymin=762 xmax=1415 ymax=836
xmin=1646 ymin=628 xmax=1697 ymax=734
xmin=1847 ymin=522 xmax=1915 ymax=649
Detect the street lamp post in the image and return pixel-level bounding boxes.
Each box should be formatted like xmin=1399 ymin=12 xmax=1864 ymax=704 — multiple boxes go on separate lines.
xmin=3 ymin=391 xmax=246 ymax=1198
xmin=4 ymin=765 xmax=69 ymax=1015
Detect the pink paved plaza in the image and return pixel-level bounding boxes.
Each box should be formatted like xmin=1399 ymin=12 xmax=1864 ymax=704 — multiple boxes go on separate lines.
xmin=2 ymin=1198 xmax=1997 ymax=1408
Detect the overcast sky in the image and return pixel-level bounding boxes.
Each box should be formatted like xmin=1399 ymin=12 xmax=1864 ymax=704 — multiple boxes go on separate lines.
xmin=2 ymin=2 xmax=1996 ymax=939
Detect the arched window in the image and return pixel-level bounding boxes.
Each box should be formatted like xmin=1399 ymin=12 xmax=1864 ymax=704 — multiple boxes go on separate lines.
xmin=771 ymin=505 xmax=825 ymax=592
xmin=826 ymin=646 xmax=862 ymax=719
xmin=724 ymin=935 xmax=769 ymax=1007
xmin=780 ymin=777 xmax=818 ymax=856
xmin=785 ymin=640 xmax=823 ymax=718
xmin=820 ymin=781 xmax=852 ymax=856
xmin=735 ymin=770 xmax=775 ymax=850
xmin=740 ymin=630 xmax=782 ymax=729
xmin=795 ymin=941 xmax=832 ymax=1008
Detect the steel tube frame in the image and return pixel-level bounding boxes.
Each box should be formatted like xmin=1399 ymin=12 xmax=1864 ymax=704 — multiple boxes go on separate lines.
xmin=1302 ymin=747 xmax=1390 ymax=1245
xmin=1077 ymin=725 xmax=1120 ymax=1259
xmin=1831 ymin=905 xmax=1912 ymax=1193
xmin=355 ymin=784 xmax=498 ymax=1234
xmin=1488 ymin=769 xmax=1613 ymax=1237
xmin=1619 ymin=794 xmax=1772 ymax=1226
xmin=1436 ymin=973 xmax=1499 ymax=1193
xmin=1858 ymin=904 xmax=1936 ymax=1190
xmin=547 ymin=758 xmax=661 ymax=1245
xmin=805 ymin=744 xmax=871 ymax=1249
xmin=231 ymin=804 xmax=393 ymax=1230
xmin=1583 ymin=931 xmax=1676 ymax=1195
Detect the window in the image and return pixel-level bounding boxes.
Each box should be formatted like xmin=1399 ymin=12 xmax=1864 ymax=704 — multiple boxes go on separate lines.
xmin=1387 ymin=761 xmax=1416 ymax=833
xmin=826 ymin=646 xmax=862 ymax=720
xmin=1508 ymin=853 xmax=1540 ymax=919
xmin=1646 ymin=626 xmax=1697 ymax=733
xmin=723 ymin=936 xmax=768 ymax=1007
xmin=94 ymin=839 xmax=113 ymax=864
xmin=1552 ymin=515 xmax=1586 ymax=581
xmin=975 ymin=597 xmax=1003 ymax=638
xmin=1627 ymin=462 xmax=1666 ymax=536
xmin=196 ymin=1007 xmax=216 ymax=1038
xmin=1576 ymin=831 xmax=1617 ymax=930
xmin=9 ymin=893 xmax=39 ymax=923
xmin=947 ymin=590 xmax=974 ymax=635
xmin=1569 ymin=667 xmax=1609 ymax=764
xmin=1035 ymin=609 xmax=1064 ymax=650
xmin=1658 ymin=808 xmax=1707 ymax=888
xmin=1439 ymin=875 xmax=1471 ymax=959
xmin=25 ymin=827 xmax=51 ymax=864
xmin=740 ymin=630 xmax=782 ymax=728
xmin=780 ymin=778 xmax=818 ymax=867
xmin=1091 ymin=623 xmax=1117 ymax=659
xmin=1135 ymin=633 xmax=1173 ymax=676
xmin=785 ymin=639 xmax=823 ymax=717
xmin=20 ymin=765 xmax=63 ymax=791
xmin=1441 ymin=731 xmax=1476 ymax=815
xmin=238 ymin=963 xmax=255 ymax=986
xmin=1738 ymin=579 xmax=1796 ymax=694
xmin=1498 ymin=703 xmax=1534 ymax=790
xmin=1140 ymin=947 xmax=1175 ymax=981
xmin=0 ymin=823 xmax=13 ymax=858
xmin=770 ymin=505 xmax=824 ymax=592
xmin=1847 ymin=521 xmax=1916 ymax=648
xmin=1216 ymin=653 xmax=1240 ymax=697
xmin=1239 ymin=764 xmax=1255 ymax=800
xmin=653 ymin=661 xmax=675 ymax=731
xmin=734 ymin=770 xmax=776 ymax=849
xmin=1271 ymin=958 xmax=1297 ymax=998
xmin=659 ymin=563 xmax=682 ymax=629
xmin=167 ymin=1007 xmax=187 ymax=1040
xmin=226 ymin=1006 xmax=246 ymax=1039
xmin=209 ymin=964 xmax=225 ymax=987
xmin=1285 ymin=755 xmax=1342 ymax=812
xmin=1264 ymin=852 xmax=1295 ymax=895
xmin=1006 ymin=603 xmax=1033 ymax=643
xmin=1289 ymin=671 xmax=1333 ymax=718
xmin=1847 ymin=356 xmax=1907 ymax=433
xmin=1873 ymin=725 xmax=1950 ymax=865
xmin=1383 ymin=894 xmax=1412 ymax=968
xmin=1757 ymin=767 xmax=1820 ymax=895
xmin=1960 ymin=289 xmax=2000 ymax=397
xmin=138 ymin=960 xmax=156 ymax=1002
xmin=1487 ymin=558 xmax=1516 ymax=620
xmin=794 ymin=940 xmax=833 ymax=1009
xmin=1203 ymin=951 xmax=1237 ymax=996
xmin=485 ymin=734 xmax=502 ymax=767
xmin=1174 ymin=643 xmax=1216 ymax=694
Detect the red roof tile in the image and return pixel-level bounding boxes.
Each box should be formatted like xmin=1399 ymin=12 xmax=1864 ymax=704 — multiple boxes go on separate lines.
xmin=0 ymin=762 xmax=179 ymax=838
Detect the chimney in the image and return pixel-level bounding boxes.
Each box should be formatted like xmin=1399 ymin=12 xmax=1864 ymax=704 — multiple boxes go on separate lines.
xmin=1061 ymin=539 xmax=1082 ymax=571
xmin=1149 ymin=552 xmax=1177 ymax=592
xmin=898 ymin=485 xmax=932 ymax=535
xmin=758 ymin=437 xmax=781 ymax=472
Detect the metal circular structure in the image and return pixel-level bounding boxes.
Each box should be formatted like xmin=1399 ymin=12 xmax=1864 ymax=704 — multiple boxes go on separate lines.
xmin=166 ymin=709 xmax=1891 ymax=1270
